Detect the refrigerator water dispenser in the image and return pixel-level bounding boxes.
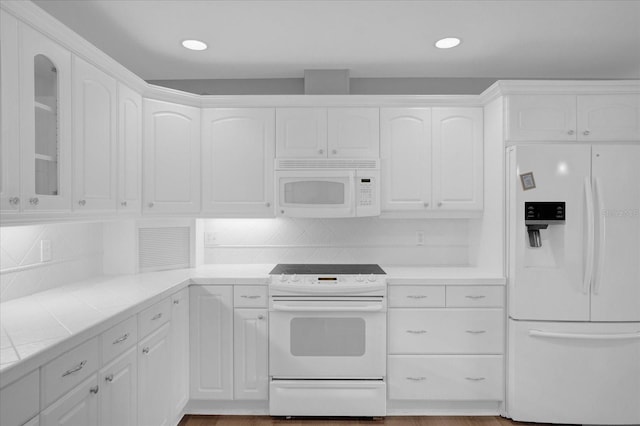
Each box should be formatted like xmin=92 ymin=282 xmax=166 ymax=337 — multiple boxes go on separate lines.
xmin=524 ymin=202 xmax=565 ymax=247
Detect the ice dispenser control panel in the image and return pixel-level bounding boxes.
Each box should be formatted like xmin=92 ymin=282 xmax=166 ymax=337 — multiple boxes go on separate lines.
xmin=525 ymin=202 xmax=566 ymax=224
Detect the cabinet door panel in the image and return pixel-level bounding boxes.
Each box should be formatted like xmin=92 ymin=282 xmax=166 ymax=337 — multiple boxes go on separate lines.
xmin=432 ymin=108 xmax=483 ymax=211
xmin=276 ymin=108 xmax=327 ymax=158
xmin=170 ymin=288 xmax=189 ymax=417
xmin=328 ymin=108 xmax=379 ymax=158
xmin=72 ymin=57 xmax=117 ymax=211
xmin=380 ymin=108 xmax=431 ymax=211
xmin=202 ymin=108 xmax=274 ymax=216
xmin=117 ymin=83 xmax=142 ymax=212
xmin=234 ymin=308 xmax=268 ymax=400
xmin=40 ymin=375 xmax=98 ymax=426
xmin=99 ymin=348 xmax=137 ymax=426
xmin=138 ymin=323 xmax=171 ymax=426
xmin=190 ymin=286 xmax=233 ymax=399
xmin=0 ymin=10 xmax=20 ymax=212
xmin=143 ymin=99 xmax=200 ymax=213
xmin=19 ymin=23 xmax=72 ymax=211
xmin=578 ymin=94 xmax=640 ymax=140
xmin=506 ymin=95 xmax=576 ymax=141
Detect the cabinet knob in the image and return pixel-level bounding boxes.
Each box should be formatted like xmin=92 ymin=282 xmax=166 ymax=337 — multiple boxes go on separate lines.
xmin=105 ymin=374 xmax=114 ymax=383
xmin=567 ymin=130 xmax=575 ymax=135
xmin=121 ymin=201 xmax=128 ymax=207
xmin=9 ymin=197 xmax=20 ymax=206
xmin=89 ymin=385 xmax=99 ymax=394
xmin=437 ymin=202 xmax=443 ymax=207
xmin=583 ymin=130 xmax=591 ymax=136
xmin=148 ymin=202 xmax=154 ymax=208
xmin=29 ymin=197 xmax=39 ymax=206
xmin=78 ymin=199 xmax=86 ymax=206
xmin=173 ymin=299 xmax=180 ymax=305
xmin=332 ymin=149 xmax=337 ymax=155
xmin=423 ymin=202 xmax=429 ymax=207
xmin=265 ymin=202 xmax=271 ymax=207
xmin=318 ymin=149 xmax=324 ymax=155
xmin=142 ymin=347 xmax=150 ymax=354
xmin=258 ymin=315 xmax=265 ymax=320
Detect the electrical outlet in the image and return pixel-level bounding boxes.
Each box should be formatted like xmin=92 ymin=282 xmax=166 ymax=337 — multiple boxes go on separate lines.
xmin=40 ymin=240 xmax=52 ymax=262
xmin=416 ymin=231 xmax=425 ymax=246
xmin=204 ymin=232 xmax=218 ymax=245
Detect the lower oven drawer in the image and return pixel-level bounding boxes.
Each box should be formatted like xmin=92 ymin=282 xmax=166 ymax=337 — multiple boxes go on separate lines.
xmin=388 ymin=355 xmax=503 ymax=401
xmin=269 ymin=380 xmax=386 ymax=416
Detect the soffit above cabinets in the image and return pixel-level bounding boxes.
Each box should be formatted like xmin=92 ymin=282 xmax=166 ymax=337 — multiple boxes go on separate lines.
xmin=32 ymin=0 xmax=640 ymax=81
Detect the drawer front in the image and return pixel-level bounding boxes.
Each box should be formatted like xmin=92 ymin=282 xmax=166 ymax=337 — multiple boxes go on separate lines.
xmin=446 ymin=286 xmax=504 ymax=308
xmin=389 ymin=309 xmax=504 ymax=354
xmin=0 ymin=370 xmax=39 ymax=426
xmin=389 ymin=286 xmax=445 ymax=308
xmin=41 ymin=337 xmax=99 ymax=407
xmin=388 ymin=355 xmax=503 ymax=400
xmin=101 ymin=315 xmax=137 ymax=364
xmin=234 ymin=285 xmax=268 ymax=308
xmin=138 ymin=297 xmax=171 ymax=338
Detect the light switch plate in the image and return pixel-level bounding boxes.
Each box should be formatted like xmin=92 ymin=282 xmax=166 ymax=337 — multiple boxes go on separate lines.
xmin=40 ymin=240 xmax=52 ymax=262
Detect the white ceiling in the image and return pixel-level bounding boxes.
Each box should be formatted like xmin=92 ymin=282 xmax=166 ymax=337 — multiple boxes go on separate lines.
xmin=33 ymin=0 xmax=640 ymax=81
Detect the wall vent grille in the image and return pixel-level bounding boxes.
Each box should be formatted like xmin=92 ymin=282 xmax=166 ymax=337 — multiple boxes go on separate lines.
xmin=138 ymin=226 xmax=190 ymax=272
xmin=276 ymin=159 xmax=379 ymax=170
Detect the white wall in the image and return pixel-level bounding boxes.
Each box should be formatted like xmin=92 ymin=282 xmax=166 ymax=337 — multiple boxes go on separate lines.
xmin=0 ymin=222 xmax=103 ymax=302
xmin=201 ymin=217 xmax=469 ymax=266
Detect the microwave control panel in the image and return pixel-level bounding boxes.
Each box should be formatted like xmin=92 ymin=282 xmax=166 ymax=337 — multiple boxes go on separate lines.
xmin=358 ymin=178 xmax=374 ymax=206
xmin=356 ymin=171 xmax=380 ymax=217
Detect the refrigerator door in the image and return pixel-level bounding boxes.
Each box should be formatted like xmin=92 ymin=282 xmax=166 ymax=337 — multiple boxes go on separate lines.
xmin=591 ymin=145 xmax=640 ymax=321
xmin=508 ymin=145 xmax=591 ymax=321
xmin=508 ymin=319 xmax=640 ymax=425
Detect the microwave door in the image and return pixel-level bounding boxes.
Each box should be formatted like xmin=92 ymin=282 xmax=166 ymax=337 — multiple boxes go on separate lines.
xmin=276 ymin=171 xmax=355 ymax=218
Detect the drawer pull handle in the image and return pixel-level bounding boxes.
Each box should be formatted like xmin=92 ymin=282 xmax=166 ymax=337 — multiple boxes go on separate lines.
xmin=465 ymin=330 xmax=487 ymax=334
xmin=406 ymin=376 xmax=427 ymax=381
xmin=112 ymin=333 xmax=129 ymax=345
xmin=407 ymin=295 xmax=428 ymax=299
xmin=406 ymin=330 xmax=427 ymax=334
xmin=465 ymin=377 xmax=486 ymax=381
xmin=105 ymin=374 xmax=114 ymax=383
xmin=173 ymin=299 xmax=180 ymax=305
xmin=151 ymin=313 xmax=163 ymax=321
xmin=465 ymin=295 xmax=486 ymax=300
xmin=62 ymin=360 xmax=87 ymax=377
xmin=90 ymin=385 xmax=99 ymax=394
xmin=241 ymin=295 xmax=261 ymax=299
xmin=142 ymin=347 xmax=150 ymax=354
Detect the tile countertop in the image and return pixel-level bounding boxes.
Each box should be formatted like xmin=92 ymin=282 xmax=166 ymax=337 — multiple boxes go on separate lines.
xmin=0 ymin=264 xmax=504 ymax=388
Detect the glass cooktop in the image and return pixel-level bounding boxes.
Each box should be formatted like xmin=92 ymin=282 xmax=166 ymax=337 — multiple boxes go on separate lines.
xmin=269 ymin=264 xmax=386 ymax=275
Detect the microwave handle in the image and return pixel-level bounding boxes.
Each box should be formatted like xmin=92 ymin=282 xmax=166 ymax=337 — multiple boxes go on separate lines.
xmin=271 ymin=303 xmax=383 ymax=312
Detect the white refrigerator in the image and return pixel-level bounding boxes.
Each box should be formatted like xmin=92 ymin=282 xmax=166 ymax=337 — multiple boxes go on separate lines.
xmin=507 ymin=144 xmax=640 ymax=425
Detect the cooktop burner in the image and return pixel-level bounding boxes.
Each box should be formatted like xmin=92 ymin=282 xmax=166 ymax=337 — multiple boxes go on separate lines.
xmin=269 ymin=264 xmax=386 ymax=275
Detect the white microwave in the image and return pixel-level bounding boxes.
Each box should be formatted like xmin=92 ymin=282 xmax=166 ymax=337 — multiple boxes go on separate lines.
xmin=275 ymin=159 xmax=380 ymax=218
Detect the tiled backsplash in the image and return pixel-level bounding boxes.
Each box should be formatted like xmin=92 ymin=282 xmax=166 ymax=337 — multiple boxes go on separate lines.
xmin=0 ymin=222 xmax=103 ymax=302
xmin=202 ymin=217 xmax=469 ymax=265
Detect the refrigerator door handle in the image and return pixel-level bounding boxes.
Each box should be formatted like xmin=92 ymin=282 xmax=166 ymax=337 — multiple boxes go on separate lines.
xmin=529 ymin=329 xmax=640 ymax=341
xmin=583 ymin=177 xmax=595 ymax=295
xmin=593 ymin=178 xmax=606 ymax=295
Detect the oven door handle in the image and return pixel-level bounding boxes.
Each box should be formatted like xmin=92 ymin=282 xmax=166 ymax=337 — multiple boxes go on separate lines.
xmin=271 ymin=303 xmax=384 ymax=312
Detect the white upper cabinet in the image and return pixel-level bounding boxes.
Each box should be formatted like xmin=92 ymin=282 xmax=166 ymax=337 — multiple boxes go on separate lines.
xmin=328 ymin=108 xmax=380 ymax=157
xmin=143 ymin=99 xmax=201 ymax=214
xmin=507 ymin=94 xmax=640 ymax=141
xmin=18 ymin=22 xmax=72 ymax=212
xmin=202 ymin=108 xmax=275 ymax=216
xmin=276 ymin=108 xmax=327 ymax=157
xmin=577 ymin=95 xmax=640 ymax=140
xmin=432 ymin=108 xmax=483 ymax=211
xmin=276 ymin=107 xmax=379 ymax=158
xmin=117 ymin=83 xmax=142 ymax=213
xmin=72 ymin=57 xmax=117 ymax=212
xmin=380 ymin=108 xmax=432 ymax=211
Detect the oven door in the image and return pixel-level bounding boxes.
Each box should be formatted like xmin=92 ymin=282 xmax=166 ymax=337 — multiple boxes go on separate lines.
xmin=275 ymin=170 xmax=355 ymax=218
xmin=269 ymin=297 xmax=386 ymax=378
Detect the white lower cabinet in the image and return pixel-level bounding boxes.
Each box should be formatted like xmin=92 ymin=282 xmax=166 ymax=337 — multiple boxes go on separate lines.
xmin=138 ymin=323 xmax=171 ymax=426
xmin=170 ymin=288 xmax=189 ymax=418
xmin=234 ymin=308 xmax=268 ymax=400
xmin=0 ymin=369 xmax=40 ymax=426
xmin=40 ymin=375 xmax=99 ymax=426
xmin=387 ymin=285 xmax=505 ymax=407
xmin=98 ymin=347 xmax=137 ymax=426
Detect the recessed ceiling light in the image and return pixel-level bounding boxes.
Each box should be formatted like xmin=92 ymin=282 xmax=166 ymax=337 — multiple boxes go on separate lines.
xmin=182 ymin=39 xmax=208 ymax=51
xmin=435 ymin=37 xmax=461 ymax=49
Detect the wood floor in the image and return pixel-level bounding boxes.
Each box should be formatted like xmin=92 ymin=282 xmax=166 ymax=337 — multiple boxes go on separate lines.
xmin=179 ymin=415 xmax=547 ymax=426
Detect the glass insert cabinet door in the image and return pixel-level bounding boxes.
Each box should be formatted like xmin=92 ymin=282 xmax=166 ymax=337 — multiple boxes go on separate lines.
xmin=19 ymin=23 xmax=72 ymax=211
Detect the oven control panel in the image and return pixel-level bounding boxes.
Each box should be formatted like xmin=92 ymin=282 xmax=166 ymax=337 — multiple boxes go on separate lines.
xmin=274 ymin=274 xmax=384 ymax=285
